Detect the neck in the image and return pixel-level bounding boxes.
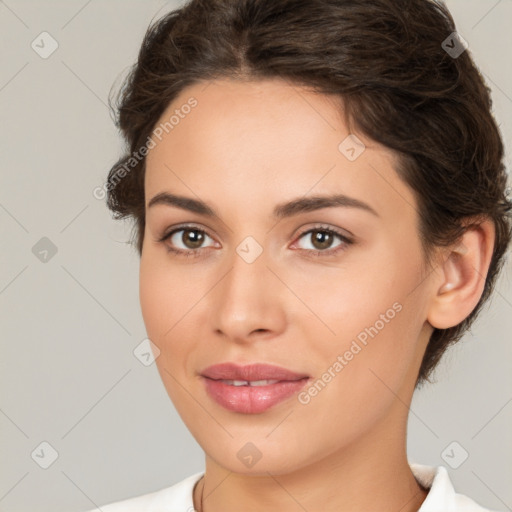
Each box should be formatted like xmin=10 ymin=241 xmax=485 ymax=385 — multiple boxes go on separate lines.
xmin=194 ymin=406 xmax=428 ymax=512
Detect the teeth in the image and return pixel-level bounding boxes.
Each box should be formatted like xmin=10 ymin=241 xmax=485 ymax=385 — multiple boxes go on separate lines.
xmin=232 ymin=380 xmax=248 ymax=386
xmin=220 ymin=379 xmax=280 ymax=386
xmin=250 ymin=379 xmax=279 ymax=386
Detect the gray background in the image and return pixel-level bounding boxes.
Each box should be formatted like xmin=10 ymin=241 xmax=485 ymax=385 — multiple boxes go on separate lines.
xmin=0 ymin=1 xmax=511 ymax=511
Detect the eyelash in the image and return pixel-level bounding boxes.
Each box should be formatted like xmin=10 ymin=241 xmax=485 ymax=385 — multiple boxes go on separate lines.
xmin=157 ymin=223 xmax=354 ymax=259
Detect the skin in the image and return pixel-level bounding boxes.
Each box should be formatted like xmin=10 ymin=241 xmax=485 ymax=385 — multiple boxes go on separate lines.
xmin=139 ymin=78 xmax=495 ymax=512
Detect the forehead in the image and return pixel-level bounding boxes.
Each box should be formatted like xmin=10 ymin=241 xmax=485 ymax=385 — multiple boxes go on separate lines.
xmin=147 ymin=77 xmax=346 ymax=167
xmin=144 ymin=78 xmax=415 ymax=223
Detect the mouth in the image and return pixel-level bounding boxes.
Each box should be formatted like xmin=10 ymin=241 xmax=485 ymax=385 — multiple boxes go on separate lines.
xmin=201 ymin=362 xmax=309 ymax=381
xmin=215 ymin=379 xmax=281 ymax=386
xmin=200 ymin=363 xmax=310 ymax=414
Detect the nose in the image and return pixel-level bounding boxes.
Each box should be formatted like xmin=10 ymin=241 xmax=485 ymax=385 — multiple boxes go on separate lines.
xmin=209 ymin=243 xmax=287 ymax=344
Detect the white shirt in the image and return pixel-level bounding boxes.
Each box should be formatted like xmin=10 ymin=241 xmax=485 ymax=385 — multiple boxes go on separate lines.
xmin=84 ymin=463 xmax=499 ymax=511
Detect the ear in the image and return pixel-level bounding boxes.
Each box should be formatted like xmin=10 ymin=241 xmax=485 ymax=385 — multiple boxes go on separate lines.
xmin=427 ymin=218 xmax=496 ymax=330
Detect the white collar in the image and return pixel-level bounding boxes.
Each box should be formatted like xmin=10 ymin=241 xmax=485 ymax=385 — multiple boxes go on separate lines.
xmin=410 ymin=463 xmax=493 ymax=511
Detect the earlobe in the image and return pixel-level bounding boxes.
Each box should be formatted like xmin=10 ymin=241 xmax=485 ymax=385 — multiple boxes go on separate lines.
xmin=427 ymin=219 xmax=495 ymax=330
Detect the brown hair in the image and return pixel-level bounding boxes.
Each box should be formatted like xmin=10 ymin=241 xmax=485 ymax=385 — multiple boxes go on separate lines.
xmin=105 ymin=0 xmax=511 ymax=387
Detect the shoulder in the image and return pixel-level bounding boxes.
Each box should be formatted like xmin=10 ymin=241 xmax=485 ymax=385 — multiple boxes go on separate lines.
xmin=82 ymin=471 xmax=203 ymax=512
xmin=410 ymin=463 xmax=501 ymax=512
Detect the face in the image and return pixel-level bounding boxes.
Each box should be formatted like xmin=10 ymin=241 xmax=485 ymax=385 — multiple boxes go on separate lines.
xmin=140 ymin=78 xmax=435 ymax=475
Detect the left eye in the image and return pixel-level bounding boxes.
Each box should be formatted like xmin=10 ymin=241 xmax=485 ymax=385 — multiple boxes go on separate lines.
xmin=295 ymin=228 xmax=348 ymax=252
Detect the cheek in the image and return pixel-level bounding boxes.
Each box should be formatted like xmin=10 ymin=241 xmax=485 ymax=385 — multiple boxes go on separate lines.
xmin=139 ymin=254 xmax=207 ymax=382
xmin=139 ymin=260 xmax=191 ymax=406
xmin=302 ymin=247 xmax=426 ymax=389
xmin=286 ymin=250 xmax=414 ymax=345
xmin=139 ymin=257 xmax=166 ymax=339
xmin=294 ymin=303 xmax=423 ymax=452
xmin=139 ymin=252 xmax=201 ymax=339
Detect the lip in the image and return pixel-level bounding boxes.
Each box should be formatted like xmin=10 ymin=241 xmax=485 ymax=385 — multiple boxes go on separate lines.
xmin=201 ymin=363 xmax=310 ymax=414
xmin=201 ymin=362 xmax=309 ymax=381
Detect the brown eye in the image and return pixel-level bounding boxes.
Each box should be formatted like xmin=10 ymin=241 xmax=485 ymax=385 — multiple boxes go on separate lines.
xmin=297 ymin=228 xmax=344 ymax=252
xmin=161 ymin=227 xmax=216 ymax=252
xmin=310 ymin=230 xmax=335 ymax=250
xmin=180 ymin=229 xmax=205 ymax=249
xmin=293 ymin=226 xmax=353 ymax=257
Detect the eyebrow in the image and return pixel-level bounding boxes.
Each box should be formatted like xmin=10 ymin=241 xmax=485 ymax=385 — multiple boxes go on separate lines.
xmin=147 ymin=192 xmax=379 ymax=219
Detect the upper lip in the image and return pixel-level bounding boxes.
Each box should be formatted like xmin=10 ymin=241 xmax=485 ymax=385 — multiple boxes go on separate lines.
xmin=201 ymin=363 xmax=309 ymax=381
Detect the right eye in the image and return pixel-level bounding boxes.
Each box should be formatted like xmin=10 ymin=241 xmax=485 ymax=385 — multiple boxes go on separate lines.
xmin=158 ymin=225 xmax=218 ymax=258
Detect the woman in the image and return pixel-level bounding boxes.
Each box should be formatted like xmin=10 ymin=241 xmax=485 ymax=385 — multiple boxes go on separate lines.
xmin=88 ymin=0 xmax=511 ymax=510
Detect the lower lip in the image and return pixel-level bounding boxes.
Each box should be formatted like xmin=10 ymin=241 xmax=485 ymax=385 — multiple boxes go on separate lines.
xmin=203 ymin=378 xmax=309 ymax=414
